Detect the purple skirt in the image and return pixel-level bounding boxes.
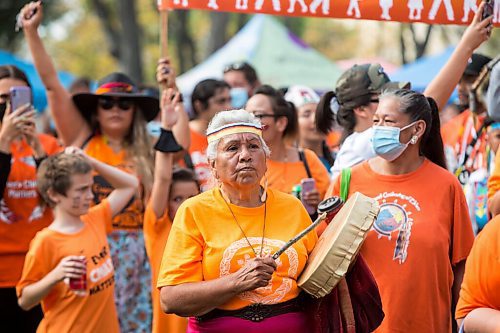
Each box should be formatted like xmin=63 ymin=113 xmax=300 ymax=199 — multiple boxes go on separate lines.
xmin=187 ymin=311 xmax=309 ymax=333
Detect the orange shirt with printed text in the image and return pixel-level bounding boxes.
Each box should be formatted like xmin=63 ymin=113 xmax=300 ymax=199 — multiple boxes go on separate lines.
xmin=143 ymin=204 xmax=187 ymax=333
xmin=16 ymin=200 xmax=119 ymax=333
xmin=84 ymin=135 xmax=144 ymax=230
xmin=0 ymin=134 xmax=61 ymax=287
xmin=157 ymin=188 xmax=317 ymax=310
xmin=266 ymin=148 xmax=330 ymax=198
xmin=327 ymin=160 xmax=474 ymax=333
xmin=456 ymin=215 xmax=500 ymax=319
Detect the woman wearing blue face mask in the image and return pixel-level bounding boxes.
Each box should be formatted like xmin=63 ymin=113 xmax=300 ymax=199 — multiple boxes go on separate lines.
xmin=326 ymin=89 xmax=474 ymax=333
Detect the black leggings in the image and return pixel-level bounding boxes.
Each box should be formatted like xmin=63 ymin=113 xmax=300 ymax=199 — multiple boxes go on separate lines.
xmin=0 ymin=287 xmax=43 ymax=333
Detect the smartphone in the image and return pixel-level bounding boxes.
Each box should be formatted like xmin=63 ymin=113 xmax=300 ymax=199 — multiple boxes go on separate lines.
xmin=10 ymin=86 xmax=32 ymax=113
xmin=301 ymin=178 xmax=316 ymax=215
xmin=482 ymin=0 xmax=494 ymax=21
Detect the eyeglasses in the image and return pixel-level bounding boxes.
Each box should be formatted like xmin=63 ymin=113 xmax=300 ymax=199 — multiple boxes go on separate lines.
xmin=98 ymin=98 xmax=133 ymax=111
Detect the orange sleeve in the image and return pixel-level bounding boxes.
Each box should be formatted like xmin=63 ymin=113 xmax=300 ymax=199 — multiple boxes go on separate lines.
xmin=455 ymin=216 xmax=500 ymax=319
xmin=450 ymin=180 xmax=475 ymax=265
xmin=156 ymin=204 xmax=204 ymax=288
xmin=84 ymin=199 xmax=113 ymax=234
xmin=304 ymin=149 xmax=330 ymax=198
xmin=488 ymin=149 xmax=500 ymax=201
xmin=16 ymin=233 xmax=51 ymax=297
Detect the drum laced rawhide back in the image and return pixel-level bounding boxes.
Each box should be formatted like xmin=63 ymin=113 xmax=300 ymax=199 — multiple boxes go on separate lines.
xmin=298 ymin=192 xmax=380 ymax=298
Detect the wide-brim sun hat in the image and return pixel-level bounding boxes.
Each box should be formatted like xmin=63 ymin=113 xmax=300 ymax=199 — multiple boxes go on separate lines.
xmin=72 ymin=72 xmax=159 ymax=123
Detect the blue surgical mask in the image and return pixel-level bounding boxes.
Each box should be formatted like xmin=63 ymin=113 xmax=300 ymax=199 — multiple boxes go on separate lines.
xmin=230 ymin=88 xmax=249 ymax=108
xmin=371 ymin=122 xmax=416 ymax=161
xmin=147 ymin=120 xmax=162 ymax=137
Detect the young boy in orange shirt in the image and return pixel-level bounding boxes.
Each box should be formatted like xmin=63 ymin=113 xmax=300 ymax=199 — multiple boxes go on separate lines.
xmin=144 ymin=89 xmax=200 ymax=333
xmin=16 ymin=147 xmax=139 ymax=333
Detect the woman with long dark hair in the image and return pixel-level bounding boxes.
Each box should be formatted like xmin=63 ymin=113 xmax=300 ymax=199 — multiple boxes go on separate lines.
xmin=326 ymin=89 xmax=474 ymax=333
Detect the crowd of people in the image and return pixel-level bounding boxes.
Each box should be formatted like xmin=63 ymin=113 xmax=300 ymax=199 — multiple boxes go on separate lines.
xmin=1 ymin=1 xmax=499 ymax=332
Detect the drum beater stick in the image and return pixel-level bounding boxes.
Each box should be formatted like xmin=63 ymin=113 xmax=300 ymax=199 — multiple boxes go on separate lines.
xmin=272 ymin=197 xmax=343 ymax=260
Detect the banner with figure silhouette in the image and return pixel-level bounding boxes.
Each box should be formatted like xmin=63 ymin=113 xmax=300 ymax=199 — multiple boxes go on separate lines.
xmin=158 ymin=0 xmax=499 ymax=26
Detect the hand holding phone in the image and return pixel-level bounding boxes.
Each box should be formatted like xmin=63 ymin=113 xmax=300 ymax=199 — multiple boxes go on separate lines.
xmin=301 ymin=178 xmax=317 ymax=215
xmin=482 ymin=0 xmax=494 ymax=22
xmin=10 ymin=86 xmax=32 ymax=113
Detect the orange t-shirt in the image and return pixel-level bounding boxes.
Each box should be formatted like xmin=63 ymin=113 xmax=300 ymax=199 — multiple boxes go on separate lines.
xmin=84 ymin=135 xmax=144 ymax=230
xmin=143 ymin=204 xmax=187 ymax=333
xmin=266 ymin=148 xmax=330 ymax=198
xmin=16 ymin=200 xmax=119 ymax=333
xmin=157 ymin=188 xmax=317 ymax=310
xmin=0 ymin=134 xmax=61 ymax=287
xmin=456 ymin=214 xmax=500 ymax=319
xmin=327 ymin=159 xmax=474 ymax=333
xmin=188 ymin=128 xmax=214 ymax=192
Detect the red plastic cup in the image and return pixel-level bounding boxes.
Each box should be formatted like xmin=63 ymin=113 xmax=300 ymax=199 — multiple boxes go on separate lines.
xmin=69 ymin=258 xmax=87 ymax=296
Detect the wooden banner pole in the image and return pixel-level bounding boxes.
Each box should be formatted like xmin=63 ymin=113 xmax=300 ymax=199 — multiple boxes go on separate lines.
xmin=159 ymin=9 xmax=169 ymax=94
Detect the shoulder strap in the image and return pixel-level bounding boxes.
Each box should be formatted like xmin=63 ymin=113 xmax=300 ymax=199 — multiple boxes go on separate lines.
xmin=183 ymin=152 xmax=195 ymax=170
xmin=80 ymin=133 xmax=94 ymax=150
xmin=298 ymin=149 xmax=313 ymax=179
xmin=340 ymin=168 xmax=351 ymax=202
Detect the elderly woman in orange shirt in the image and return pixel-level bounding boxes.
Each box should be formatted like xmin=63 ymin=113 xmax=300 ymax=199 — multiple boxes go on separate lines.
xmin=157 ymin=109 xmax=318 ymax=332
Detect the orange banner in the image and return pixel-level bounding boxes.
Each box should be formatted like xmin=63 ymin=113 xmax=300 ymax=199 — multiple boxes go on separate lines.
xmin=158 ymin=0 xmax=499 ymax=26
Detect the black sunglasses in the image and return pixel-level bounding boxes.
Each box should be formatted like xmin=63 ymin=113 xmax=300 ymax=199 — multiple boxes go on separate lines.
xmin=98 ymin=98 xmax=133 ymax=111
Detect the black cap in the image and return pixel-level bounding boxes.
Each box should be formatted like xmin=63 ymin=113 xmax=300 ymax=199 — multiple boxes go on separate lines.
xmin=464 ymin=54 xmax=492 ymax=76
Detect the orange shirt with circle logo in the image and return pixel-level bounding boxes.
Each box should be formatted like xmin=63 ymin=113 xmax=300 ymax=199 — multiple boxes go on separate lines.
xmin=327 ymin=159 xmax=474 ymax=333
xmin=156 ymin=188 xmax=317 ymax=310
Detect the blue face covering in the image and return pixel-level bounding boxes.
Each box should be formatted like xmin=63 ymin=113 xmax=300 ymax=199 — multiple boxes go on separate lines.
xmin=230 ymin=88 xmax=249 ymax=108
xmin=372 ymin=122 xmax=416 ymax=161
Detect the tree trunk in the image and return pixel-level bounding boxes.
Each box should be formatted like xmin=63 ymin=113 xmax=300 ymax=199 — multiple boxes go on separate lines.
xmin=117 ymin=0 xmax=143 ymax=83
xmin=170 ymin=10 xmax=197 ymax=73
xmin=399 ymin=24 xmax=408 ymax=65
xmin=205 ymin=12 xmax=230 ymax=57
xmin=89 ymin=0 xmax=121 ymax=59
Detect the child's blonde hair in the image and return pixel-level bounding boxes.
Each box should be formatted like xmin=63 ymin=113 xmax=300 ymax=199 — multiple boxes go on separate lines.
xmin=37 ymin=153 xmax=92 ymax=207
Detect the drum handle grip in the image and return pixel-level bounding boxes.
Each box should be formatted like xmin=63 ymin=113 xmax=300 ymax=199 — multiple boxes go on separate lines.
xmin=272 ymin=212 xmax=327 ymax=260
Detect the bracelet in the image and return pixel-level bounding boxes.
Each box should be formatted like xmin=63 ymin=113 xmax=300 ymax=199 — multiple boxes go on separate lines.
xmin=154 ymin=128 xmax=183 ymax=153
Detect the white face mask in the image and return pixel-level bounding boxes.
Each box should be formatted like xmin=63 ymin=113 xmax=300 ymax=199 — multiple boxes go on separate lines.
xmin=371 ymin=122 xmax=416 ymax=161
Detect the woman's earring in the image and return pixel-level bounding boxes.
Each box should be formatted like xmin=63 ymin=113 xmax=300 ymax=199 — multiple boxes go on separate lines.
xmin=410 ymin=135 xmax=418 ymax=145
xmin=261 ymin=177 xmax=268 ymax=202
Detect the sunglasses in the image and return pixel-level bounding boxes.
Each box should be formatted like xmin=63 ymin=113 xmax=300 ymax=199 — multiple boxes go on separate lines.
xmin=98 ymin=98 xmax=133 ymax=111
xmin=223 ymin=62 xmax=250 ymax=73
